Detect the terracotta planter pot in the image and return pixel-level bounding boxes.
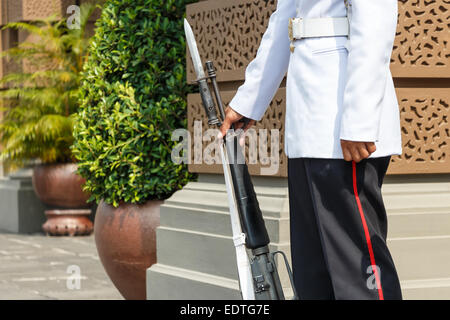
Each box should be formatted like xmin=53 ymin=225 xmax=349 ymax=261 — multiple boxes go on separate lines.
xmin=42 ymin=209 xmax=94 ymax=236
xmin=94 ymin=200 xmax=162 ymax=300
xmin=32 ymin=163 xmax=90 ymax=208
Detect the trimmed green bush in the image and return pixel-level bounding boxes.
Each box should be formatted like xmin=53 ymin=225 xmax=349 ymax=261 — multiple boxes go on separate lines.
xmin=72 ymin=0 xmax=197 ymax=206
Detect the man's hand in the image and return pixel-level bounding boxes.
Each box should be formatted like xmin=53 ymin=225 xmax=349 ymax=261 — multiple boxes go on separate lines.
xmin=219 ymin=106 xmax=255 ymax=140
xmin=341 ymin=140 xmax=377 ymax=163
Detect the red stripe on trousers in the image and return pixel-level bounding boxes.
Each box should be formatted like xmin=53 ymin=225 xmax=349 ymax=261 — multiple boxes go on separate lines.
xmin=352 ymin=161 xmax=384 ymax=300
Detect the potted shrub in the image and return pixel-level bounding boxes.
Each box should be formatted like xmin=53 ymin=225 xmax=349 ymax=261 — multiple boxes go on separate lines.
xmin=0 ymin=4 xmax=98 ymax=234
xmin=72 ymin=0 xmax=196 ymax=300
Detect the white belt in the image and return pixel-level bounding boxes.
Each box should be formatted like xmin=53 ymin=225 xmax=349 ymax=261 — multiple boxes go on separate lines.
xmin=288 ymin=17 xmax=349 ymax=52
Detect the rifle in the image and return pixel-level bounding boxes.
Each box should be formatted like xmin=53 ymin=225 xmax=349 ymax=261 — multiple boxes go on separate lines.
xmin=184 ymin=19 xmax=298 ymax=300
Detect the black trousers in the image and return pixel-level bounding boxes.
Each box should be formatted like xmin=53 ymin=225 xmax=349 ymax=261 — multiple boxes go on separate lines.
xmin=288 ymin=157 xmax=402 ymax=300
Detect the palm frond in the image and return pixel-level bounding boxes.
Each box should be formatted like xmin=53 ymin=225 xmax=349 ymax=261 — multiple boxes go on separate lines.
xmin=0 ymin=3 xmax=97 ymax=166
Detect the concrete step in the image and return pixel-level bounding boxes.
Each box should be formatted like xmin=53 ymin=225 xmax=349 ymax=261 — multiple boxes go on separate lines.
xmin=147 ymin=263 xmax=450 ymax=300
xmin=147 ymin=263 xmax=295 ymax=300
xmin=155 ymin=226 xmax=292 ymax=287
xmin=147 ymin=263 xmax=241 ymax=300
xmin=166 ymin=180 xmax=289 ymax=219
xmin=383 ymin=179 xmax=450 ymax=299
xmin=388 ymin=236 xmax=450 ymax=282
xmin=160 ymin=204 xmax=290 ymax=243
xmin=401 ymin=278 xmax=450 ymax=300
xmin=387 ymin=210 xmax=450 ymax=238
xmin=383 ymin=181 xmax=450 ymax=214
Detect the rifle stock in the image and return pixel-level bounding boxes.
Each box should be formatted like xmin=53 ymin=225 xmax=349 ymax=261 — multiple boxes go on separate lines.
xmin=225 ymin=134 xmax=270 ymax=249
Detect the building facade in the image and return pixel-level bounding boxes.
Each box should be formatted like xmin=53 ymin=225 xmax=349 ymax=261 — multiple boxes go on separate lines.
xmin=147 ymin=0 xmax=450 ymax=300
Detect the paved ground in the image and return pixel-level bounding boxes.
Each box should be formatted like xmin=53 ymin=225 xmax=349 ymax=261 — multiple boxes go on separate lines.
xmin=0 ymin=232 xmax=123 ymax=300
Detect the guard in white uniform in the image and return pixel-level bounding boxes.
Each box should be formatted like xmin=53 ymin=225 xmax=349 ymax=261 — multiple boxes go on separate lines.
xmin=220 ymin=0 xmax=403 ymax=300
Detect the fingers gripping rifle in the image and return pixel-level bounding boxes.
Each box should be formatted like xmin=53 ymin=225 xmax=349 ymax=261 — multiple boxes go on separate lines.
xmin=184 ymin=19 xmax=298 ymax=300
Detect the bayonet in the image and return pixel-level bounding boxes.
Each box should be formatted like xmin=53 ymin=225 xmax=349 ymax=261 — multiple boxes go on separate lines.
xmin=184 ymin=19 xmax=220 ymax=126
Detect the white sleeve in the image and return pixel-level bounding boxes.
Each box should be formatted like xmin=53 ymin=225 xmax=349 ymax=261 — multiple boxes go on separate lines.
xmin=339 ymin=0 xmax=398 ymax=142
xmin=228 ymin=0 xmax=295 ymax=121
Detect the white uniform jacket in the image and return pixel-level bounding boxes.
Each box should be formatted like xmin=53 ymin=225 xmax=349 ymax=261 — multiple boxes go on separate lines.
xmin=229 ymin=0 xmax=403 ymax=159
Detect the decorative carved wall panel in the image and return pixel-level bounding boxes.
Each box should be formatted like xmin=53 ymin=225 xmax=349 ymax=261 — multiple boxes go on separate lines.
xmin=0 ymin=0 xmax=99 ymax=25
xmin=0 ymin=0 xmax=88 ymax=80
xmin=22 ymin=0 xmax=73 ymax=20
xmin=391 ymin=0 xmax=450 ymax=78
xmin=390 ymin=88 xmax=450 ymax=174
xmin=0 ymin=0 xmax=76 ymax=24
xmin=188 ymin=89 xmax=287 ymax=176
xmin=187 ymin=0 xmax=450 ymax=175
xmin=186 ymin=0 xmax=276 ymax=83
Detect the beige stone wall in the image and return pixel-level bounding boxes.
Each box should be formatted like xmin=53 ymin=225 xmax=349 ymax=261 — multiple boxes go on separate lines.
xmin=186 ymin=0 xmax=450 ymax=176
